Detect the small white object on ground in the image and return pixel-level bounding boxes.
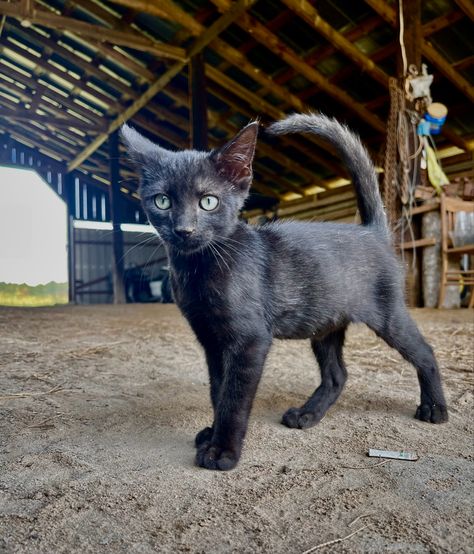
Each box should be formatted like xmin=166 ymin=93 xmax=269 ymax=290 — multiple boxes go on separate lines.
xmin=368 ymin=449 xmax=418 ymax=461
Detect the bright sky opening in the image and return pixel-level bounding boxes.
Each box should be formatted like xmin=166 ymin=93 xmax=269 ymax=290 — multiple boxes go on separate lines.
xmin=0 ymin=167 xmax=68 ymax=286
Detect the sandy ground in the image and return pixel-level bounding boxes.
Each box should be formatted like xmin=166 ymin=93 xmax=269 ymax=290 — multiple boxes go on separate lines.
xmin=0 ymin=304 xmax=473 ymax=553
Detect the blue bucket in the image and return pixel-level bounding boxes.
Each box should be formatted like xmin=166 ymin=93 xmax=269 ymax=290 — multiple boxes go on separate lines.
xmin=424 ymin=112 xmax=446 ymax=135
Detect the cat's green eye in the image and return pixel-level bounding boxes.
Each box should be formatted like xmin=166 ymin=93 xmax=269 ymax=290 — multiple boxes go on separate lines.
xmin=199 ymin=195 xmax=219 ymax=211
xmin=154 ymin=193 xmax=171 ymax=210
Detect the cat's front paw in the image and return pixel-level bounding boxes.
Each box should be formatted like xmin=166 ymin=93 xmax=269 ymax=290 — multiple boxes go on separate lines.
xmin=194 ymin=426 xmax=213 ymax=447
xmin=195 ymin=443 xmax=240 ymax=471
xmin=415 ymin=403 xmax=448 ymax=423
xmin=282 ymin=407 xmax=322 ymax=429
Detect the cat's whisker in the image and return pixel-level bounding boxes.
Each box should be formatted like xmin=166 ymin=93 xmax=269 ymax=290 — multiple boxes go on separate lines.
xmin=139 ymin=243 xmax=161 ymax=291
xmin=214 ymin=234 xmax=247 ymax=248
xmin=213 ymin=239 xmax=241 ymax=257
xmin=119 ymin=234 xmax=159 ymax=266
xmin=208 ymin=242 xmax=223 ymax=273
xmin=211 ymin=245 xmax=227 ymax=273
xmin=210 ymin=241 xmax=231 ymax=272
xmin=212 ymin=243 xmax=238 ymax=272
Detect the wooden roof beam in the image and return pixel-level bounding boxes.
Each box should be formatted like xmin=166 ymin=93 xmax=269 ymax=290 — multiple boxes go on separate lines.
xmin=48 ymin=1 xmax=321 ymax=191
xmin=210 ymin=0 xmax=386 ymax=133
xmin=6 ymin=20 xmax=136 ymax=99
xmin=421 ymin=10 xmax=464 ymax=35
xmin=67 ymin=0 xmax=258 ymax=171
xmin=280 ymin=0 xmax=388 ymax=88
xmin=271 ymin=14 xmax=382 ymax=92
xmin=280 ymin=1 xmax=465 ymax=92
xmin=0 ymin=37 xmax=118 ymax=112
xmin=453 ymin=55 xmax=474 ymax=71
xmin=0 ymin=106 xmax=105 ymax=131
xmin=0 ymin=120 xmax=77 ymax=159
xmin=106 ymin=0 xmax=171 ymax=21
xmin=95 ymin=0 xmax=347 ymax=177
xmin=0 ymin=1 xmax=186 ymax=60
xmin=454 ymin=0 xmax=474 ymax=22
xmin=422 ymin=42 xmax=474 ymax=104
xmin=0 ymin=76 xmax=102 ymax=138
xmin=110 ymin=0 xmax=202 ymax=36
xmin=0 ymin=58 xmax=106 ymax=126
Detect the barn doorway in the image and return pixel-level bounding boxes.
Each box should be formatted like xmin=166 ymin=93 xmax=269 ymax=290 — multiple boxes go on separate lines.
xmin=0 ymin=167 xmax=68 ymax=306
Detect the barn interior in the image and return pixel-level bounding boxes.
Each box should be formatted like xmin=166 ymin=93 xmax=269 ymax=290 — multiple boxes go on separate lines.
xmin=0 ymin=0 xmax=472 ymax=305
xmin=0 ymin=1 xmax=473 ymax=553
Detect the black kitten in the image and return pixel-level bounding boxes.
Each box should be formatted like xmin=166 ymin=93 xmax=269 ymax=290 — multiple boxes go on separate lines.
xmin=122 ymin=114 xmax=448 ymax=471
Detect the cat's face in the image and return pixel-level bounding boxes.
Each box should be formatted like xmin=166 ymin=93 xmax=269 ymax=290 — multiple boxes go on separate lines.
xmin=122 ymin=123 xmax=258 ymax=254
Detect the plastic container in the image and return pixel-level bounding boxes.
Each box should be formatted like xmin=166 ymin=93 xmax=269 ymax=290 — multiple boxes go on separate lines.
xmin=425 ymin=103 xmax=448 ymax=135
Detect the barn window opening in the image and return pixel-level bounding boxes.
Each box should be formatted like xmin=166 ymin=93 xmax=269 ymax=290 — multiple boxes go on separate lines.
xmin=0 ymin=167 xmax=68 ymax=307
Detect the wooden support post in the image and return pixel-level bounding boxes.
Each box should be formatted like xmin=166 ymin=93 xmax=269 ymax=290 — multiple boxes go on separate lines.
xmin=401 ymin=0 xmax=422 ymax=72
xmin=189 ymin=53 xmax=208 ymax=150
xmin=64 ymin=172 xmax=76 ymax=304
xmin=400 ymin=0 xmax=423 ymax=307
xmin=108 ymin=131 xmax=126 ymax=304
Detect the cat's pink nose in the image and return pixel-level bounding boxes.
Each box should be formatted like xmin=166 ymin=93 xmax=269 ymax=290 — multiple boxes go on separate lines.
xmin=174 ymin=227 xmax=195 ymax=239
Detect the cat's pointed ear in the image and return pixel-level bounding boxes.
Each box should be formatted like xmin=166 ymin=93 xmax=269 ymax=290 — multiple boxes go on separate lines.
xmin=211 ymin=121 xmax=258 ymax=190
xmin=121 ymin=124 xmax=168 ymax=166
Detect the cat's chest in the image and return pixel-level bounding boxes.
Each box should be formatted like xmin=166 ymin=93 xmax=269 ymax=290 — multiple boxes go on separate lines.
xmin=171 ymin=268 xmax=227 ymax=317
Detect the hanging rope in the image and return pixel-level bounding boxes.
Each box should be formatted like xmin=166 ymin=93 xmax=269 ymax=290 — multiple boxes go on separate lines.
xmin=383 ymin=78 xmax=400 ymax=230
xmin=398 ymin=0 xmax=408 ymax=77
xmin=383 ymin=77 xmax=420 ymax=266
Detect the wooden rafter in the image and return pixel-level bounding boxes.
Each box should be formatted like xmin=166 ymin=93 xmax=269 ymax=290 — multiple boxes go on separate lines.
xmin=0 ymin=37 xmax=116 ymax=113
xmin=211 ymin=0 xmax=386 ymax=133
xmin=454 ymin=0 xmax=474 ymax=22
xmin=7 ymin=21 xmax=135 ymax=98
xmin=289 ymin=12 xmax=462 ymax=102
xmin=0 ymin=107 xmax=105 ymax=130
xmin=280 ymin=0 xmax=388 ymax=87
xmin=87 ymin=0 xmax=348 ymax=178
xmin=5 ymin=3 xmax=308 ymax=194
xmin=0 ymin=0 xmax=471 ymax=207
xmin=0 ymin=60 xmax=104 ymax=131
xmin=67 ymin=0 xmax=258 ymax=171
xmin=0 ymin=1 xmax=186 ymax=60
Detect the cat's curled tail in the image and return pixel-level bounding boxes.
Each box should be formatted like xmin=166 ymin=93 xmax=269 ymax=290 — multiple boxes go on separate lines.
xmin=267 ymin=113 xmax=388 ymax=235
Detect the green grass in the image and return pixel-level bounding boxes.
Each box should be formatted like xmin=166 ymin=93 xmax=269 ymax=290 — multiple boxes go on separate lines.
xmin=0 ymin=282 xmax=68 ymax=307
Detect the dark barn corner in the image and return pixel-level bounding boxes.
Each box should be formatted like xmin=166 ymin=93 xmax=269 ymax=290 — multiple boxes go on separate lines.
xmin=0 ymin=0 xmax=473 ymax=552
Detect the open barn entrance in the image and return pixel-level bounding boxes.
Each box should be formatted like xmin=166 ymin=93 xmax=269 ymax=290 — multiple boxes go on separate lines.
xmin=0 ymin=167 xmax=68 ymax=306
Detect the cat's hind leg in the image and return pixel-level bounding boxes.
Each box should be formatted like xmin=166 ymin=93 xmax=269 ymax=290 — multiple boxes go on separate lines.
xmin=367 ymin=308 xmax=448 ymax=423
xmin=282 ymin=328 xmax=347 ymax=429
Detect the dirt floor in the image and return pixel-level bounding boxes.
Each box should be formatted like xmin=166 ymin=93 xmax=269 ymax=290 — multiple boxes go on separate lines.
xmin=0 ymin=305 xmax=473 ymax=553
